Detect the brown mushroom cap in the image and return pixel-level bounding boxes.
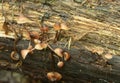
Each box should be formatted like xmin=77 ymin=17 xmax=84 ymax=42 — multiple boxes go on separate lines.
xmin=34 ymin=43 xmax=43 ymax=50
xmin=40 ymin=25 xmax=49 ymax=33
xmin=63 ymin=52 xmax=70 ymax=61
xmin=34 ymin=39 xmax=41 ymax=44
xmin=29 ymin=31 xmax=40 ymax=39
xmin=54 ymin=48 xmax=64 ymax=57
xmin=21 ymin=49 xmax=30 ymax=59
xmin=104 ymin=53 xmax=113 ymax=59
xmin=10 ymin=51 xmax=20 ymax=60
xmin=57 ymin=61 xmax=64 ymax=68
xmin=47 ymin=72 xmax=62 ymax=81
xmin=53 ymin=22 xmax=61 ymax=31
xmin=34 ymin=42 xmax=48 ymax=50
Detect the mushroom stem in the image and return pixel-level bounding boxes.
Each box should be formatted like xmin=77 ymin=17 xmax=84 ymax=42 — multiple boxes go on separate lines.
xmin=3 ymin=21 xmax=9 ymax=35
xmin=47 ymin=44 xmax=54 ymax=52
xmin=31 ymin=48 xmax=35 ymax=51
xmin=54 ymin=30 xmax=61 ymax=43
xmin=49 ymin=51 xmax=55 ymax=72
xmin=47 ymin=45 xmax=61 ymax=61
xmin=53 ymin=54 xmax=60 ymax=61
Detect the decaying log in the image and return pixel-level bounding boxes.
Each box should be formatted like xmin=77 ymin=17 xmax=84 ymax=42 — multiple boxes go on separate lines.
xmin=0 ymin=0 xmax=120 ymax=82
xmin=0 ymin=37 xmax=120 ymax=83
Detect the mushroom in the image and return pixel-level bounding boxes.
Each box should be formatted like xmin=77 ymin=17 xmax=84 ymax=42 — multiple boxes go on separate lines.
xmin=21 ymin=42 xmax=34 ymax=59
xmin=21 ymin=49 xmax=30 ymax=59
xmin=53 ymin=22 xmax=61 ymax=31
xmin=1 ymin=16 xmax=9 ymax=35
xmin=34 ymin=42 xmax=48 ymax=50
xmin=53 ymin=22 xmax=70 ymax=42
xmin=29 ymin=31 xmax=40 ymax=39
xmin=34 ymin=39 xmax=41 ymax=44
xmin=47 ymin=72 xmax=62 ymax=81
xmin=57 ymin=61 xmax=64 ymax=68
xmin=54 ymin=48 xmax=64 ymax=57
xmin=2 ymin=21 xmax=9 ymax=35
xmin=10 ymin=51 xmax=20 ymax=60
xmin=34 ymin=43 xmax=43 ymax=50
xmin=104 ymin=53 xmax=113 ymax=59
xmin=63 ymin=51 xmax=70 ymax=61
xmin=53 ymin=22 xmax=61 ymax=42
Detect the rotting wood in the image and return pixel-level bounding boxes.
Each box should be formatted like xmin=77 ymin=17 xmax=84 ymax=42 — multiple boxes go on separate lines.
xmin=0 ymin=37 xmax=120 ymax=82
xmin=0 ymin=0 xmax=120 ymax=82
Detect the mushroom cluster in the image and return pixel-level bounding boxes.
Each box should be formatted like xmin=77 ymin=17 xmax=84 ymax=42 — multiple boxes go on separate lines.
xmin=4 ymin=12 xmax=71 ymax=82
xmin=1 ymin=1 xmax=71 ymax=81
xmin=46 ymin=46 xmax=70 ymax=81
xmin=20 ymin=22 xmax=70 ymax=82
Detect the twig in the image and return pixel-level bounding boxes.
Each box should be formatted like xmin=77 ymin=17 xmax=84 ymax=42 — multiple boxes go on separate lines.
xmin=68 ymin=37 xmax=72 ymax=50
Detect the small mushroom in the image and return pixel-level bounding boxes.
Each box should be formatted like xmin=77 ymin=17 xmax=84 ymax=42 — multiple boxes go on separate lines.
xmin=53 ymin=23 xmax=61 ymax=42
xmin=63 ymin=52 xmax=70 ymax=61
xmin=34 ymin=42 xmax=48 ymax=50
xmin=10 ymin=51 xmax=20 ymax=60
xmin=104 ymin=53 xmax=113 ymax=59
xmin=34 ymin=43 xmax=43 ymax=50
xmin=54 ymin=72 xmax=62 ymax=81
xmin=47 ymin=72 xmax=55 ymax=81
xmin=53 ymin=22 xmax=61 ymax=31
xmin=41 ymin=42 xmax=48 ymax=49
xmin=2 ymin=21 xmax=9 ymax=35
xmin=29 ymin=31 xmax=40 ymax=39
xmin=92 ymin=48 xmax=104 ymax=55
xmin=47 ymin=72 xmax=62 ymax=81
xmin=34 ymin=39 xmax=41 ymax=44
xmin=54 ymin=48 xmax=63 ymax=57
xmin=57 ymin=61 xmax=64 ymax=68
xmin=21 ymin=49 xmax=30 ymax=59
